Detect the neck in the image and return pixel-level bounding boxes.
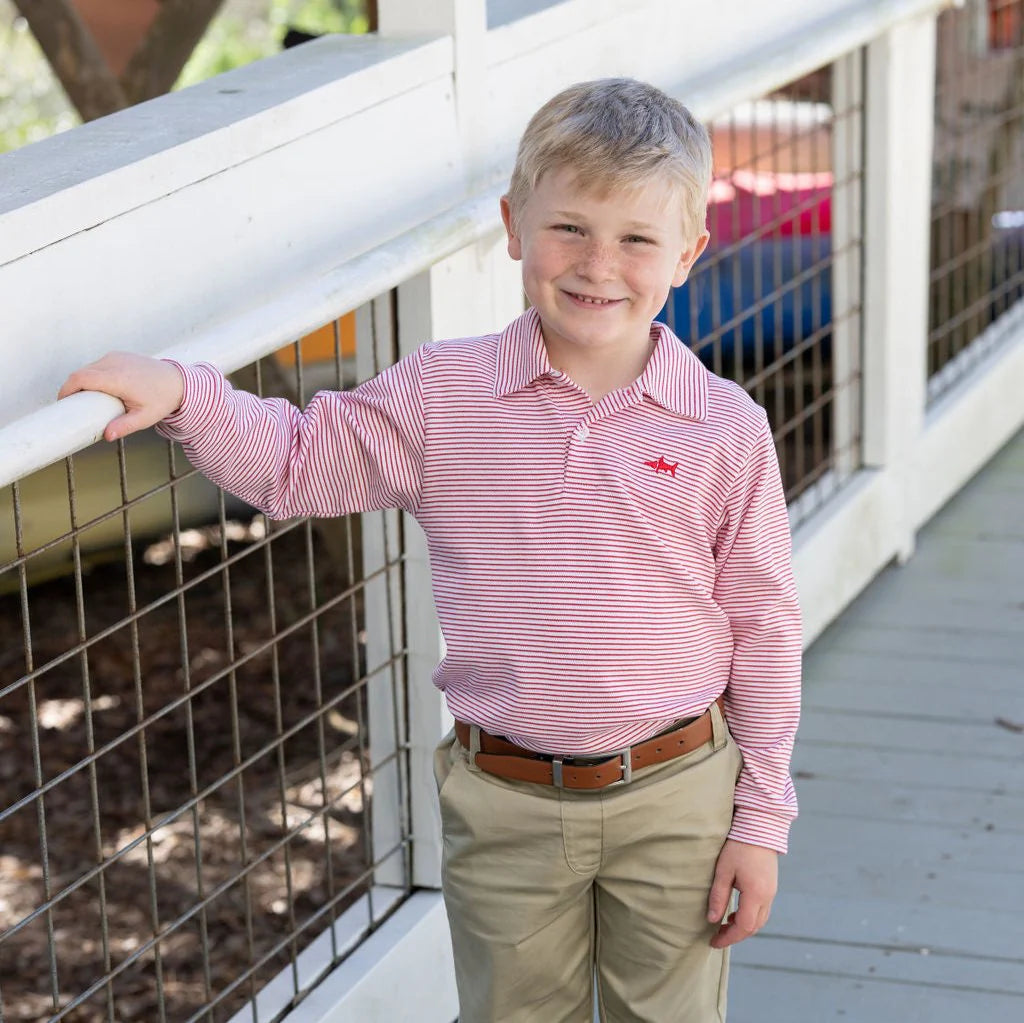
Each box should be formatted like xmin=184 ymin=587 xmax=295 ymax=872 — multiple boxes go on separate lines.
xmin=545 ymin=333 xmax=655 ymax=403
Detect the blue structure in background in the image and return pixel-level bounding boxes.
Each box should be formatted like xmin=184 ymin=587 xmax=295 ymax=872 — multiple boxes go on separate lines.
xmin=660 ymin=236 xmax=833 ymax=366
xmin=661 ymin=219 xmax=1024 ymax=369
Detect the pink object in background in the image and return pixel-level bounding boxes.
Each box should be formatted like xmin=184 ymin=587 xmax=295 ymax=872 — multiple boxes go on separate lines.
xmin=706 ymin=170 xmax=833 ymax=245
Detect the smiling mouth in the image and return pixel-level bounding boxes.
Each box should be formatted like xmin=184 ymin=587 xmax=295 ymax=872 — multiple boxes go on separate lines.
xmin=565 ymin=291 xmax=622 ymax=306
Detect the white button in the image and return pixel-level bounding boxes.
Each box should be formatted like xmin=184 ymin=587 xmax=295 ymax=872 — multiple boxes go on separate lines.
xmin=573 ymin=425 xmax=590 ymax=441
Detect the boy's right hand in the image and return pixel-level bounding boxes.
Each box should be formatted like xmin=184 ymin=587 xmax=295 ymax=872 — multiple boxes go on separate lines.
xmin=58 ymin=352 xmax=186 ymax=442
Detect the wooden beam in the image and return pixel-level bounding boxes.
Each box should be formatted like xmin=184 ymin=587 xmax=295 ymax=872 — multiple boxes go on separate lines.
xmin=119 ymin=0 xmax=226 ymax=105
xmin=13 ymin=0 xmax=127 ymax=121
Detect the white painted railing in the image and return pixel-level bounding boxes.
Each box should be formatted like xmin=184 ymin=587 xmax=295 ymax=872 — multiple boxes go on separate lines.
xmin=6 ymin=0 xmax=1024 ymax=1020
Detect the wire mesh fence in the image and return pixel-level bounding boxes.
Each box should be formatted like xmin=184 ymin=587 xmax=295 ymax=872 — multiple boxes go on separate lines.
xmin=0 ymin=298 xmax=412 ymax=1023
xmin=929 ymin=0 xmax=1024 ymax=393
xmin=0 ymin=50 xmax=872 ymax=1023
xmin=665 ymin=57 xmax=864 ymax=524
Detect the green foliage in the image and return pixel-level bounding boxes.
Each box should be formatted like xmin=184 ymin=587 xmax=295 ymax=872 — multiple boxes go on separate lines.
xmin=278 ymin=0 xmax=370 ymax=36
xmin=0 ymin=0 xmax=79 ymax=154
xmin=177 ymin=0 xmax=370 ymax=91
xmin=0 ymin=0 xmax=370 ymax=155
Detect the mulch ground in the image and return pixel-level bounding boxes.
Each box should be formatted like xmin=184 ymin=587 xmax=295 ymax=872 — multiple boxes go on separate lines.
xmin=0 ymin=518 xmax=376 ymax=1022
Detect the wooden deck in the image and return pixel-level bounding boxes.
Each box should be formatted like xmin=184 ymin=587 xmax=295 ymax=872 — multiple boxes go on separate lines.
xmin=730 ymin=429 xmax=1024 ymax=1021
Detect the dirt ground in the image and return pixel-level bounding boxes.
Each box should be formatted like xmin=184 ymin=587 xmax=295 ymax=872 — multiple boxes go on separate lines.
xmin=0 ymin=519 xmax=381 ymax=1022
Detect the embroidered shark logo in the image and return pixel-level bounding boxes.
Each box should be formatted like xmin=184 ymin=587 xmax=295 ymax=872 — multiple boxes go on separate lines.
xmin=644 ymin=455 xmax=679 ymax=477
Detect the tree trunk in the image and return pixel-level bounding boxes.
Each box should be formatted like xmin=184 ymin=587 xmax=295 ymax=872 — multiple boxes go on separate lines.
xmin=119 ymin=0 xmax=226 ymax=106
xmin=13 ymin=0 xmax=127 ymax=120
xmin=19 ymin=0 xmax=380 ymax=124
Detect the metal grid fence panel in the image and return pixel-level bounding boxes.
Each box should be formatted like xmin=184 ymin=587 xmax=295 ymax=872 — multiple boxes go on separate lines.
xmin=0 ymin=299 xmax=412 ymax=1023
xmin=929 ymin=0 xmax=1024 ymax=392
xmin=666 ymin=58 xmax=864 ymax=523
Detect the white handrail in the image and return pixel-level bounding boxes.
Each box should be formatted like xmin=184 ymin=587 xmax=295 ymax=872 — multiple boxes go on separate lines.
xmin=684 ymin=0 xmax=958 ymax=121
xmin=0 ymin=184 xmax=507 ymax=490
xmin=0 ymin=0 xmax=956 ymax=492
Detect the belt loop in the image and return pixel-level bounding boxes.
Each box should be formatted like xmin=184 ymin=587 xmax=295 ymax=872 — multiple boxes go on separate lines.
xmin=710 ymin=697 xmax=727 ymax=752
xmin=466 ymin=724 xmax=483 ymax=772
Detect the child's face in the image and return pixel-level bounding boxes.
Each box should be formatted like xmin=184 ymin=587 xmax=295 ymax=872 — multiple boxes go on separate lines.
xmin=501 ymin=166 xmax=708 ymax=362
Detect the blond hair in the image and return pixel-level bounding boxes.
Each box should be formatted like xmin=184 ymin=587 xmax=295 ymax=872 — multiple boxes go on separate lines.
xmin=506 ymin=78 xmax=712 ymax=244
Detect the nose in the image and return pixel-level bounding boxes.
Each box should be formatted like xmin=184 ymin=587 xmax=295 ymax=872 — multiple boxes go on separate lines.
xmin=576 ymin=240 xmax=617 ymax=282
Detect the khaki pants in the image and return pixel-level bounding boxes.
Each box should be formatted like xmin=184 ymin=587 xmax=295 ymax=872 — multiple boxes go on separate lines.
xmin=433 ymin=702 xmax=741 ymax=1023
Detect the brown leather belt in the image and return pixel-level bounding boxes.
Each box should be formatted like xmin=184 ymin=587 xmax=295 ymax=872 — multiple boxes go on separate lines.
xmin=454 ymin=696 xmax=724 ymax=791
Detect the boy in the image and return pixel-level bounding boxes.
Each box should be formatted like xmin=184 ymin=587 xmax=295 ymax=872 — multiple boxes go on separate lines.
xmin=60 ymin=79 xmax=801 ymax=1022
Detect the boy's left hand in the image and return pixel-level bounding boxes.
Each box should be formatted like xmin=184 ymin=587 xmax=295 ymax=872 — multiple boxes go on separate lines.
xmin=707 ymin=839 xmax=778 ymax=948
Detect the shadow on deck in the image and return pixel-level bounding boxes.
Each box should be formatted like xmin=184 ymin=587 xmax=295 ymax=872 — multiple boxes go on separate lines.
xmin=730 ymin=429 xmax=1024 ymax=1021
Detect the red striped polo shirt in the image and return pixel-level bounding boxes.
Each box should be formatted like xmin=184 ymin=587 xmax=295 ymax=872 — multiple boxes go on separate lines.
xmin=159 ymin=307 xmax=801 ymax=852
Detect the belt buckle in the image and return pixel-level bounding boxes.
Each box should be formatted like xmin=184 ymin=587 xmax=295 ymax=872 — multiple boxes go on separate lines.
xmin=551 ymin=747 xmax=633 ymax=789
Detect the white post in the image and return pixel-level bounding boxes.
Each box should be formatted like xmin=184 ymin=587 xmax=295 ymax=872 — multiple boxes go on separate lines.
xmin=830 ymin=49 xmax=864 ymax=484
xmin=861 ymin=13 xmax=938 ymax=563
xmin=377 ymin=0 xmax=490 ymax=184
xmin=357 ymin=295 xmax=411 ymax=893
xmin=395 ymin=233 xmax=523 ymax=890
xmin=377 ymin=0 xmax=522 ymax=890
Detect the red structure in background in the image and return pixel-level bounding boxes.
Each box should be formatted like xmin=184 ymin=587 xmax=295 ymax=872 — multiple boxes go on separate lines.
xmin=708 ymin=172 xmax=833 ymax=246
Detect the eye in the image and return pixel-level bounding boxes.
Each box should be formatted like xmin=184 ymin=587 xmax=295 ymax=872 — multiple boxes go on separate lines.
xmin=625 ymin=235 xmax=654 ymax=245
xmin=555 ymin=224 xmax=582 ymax=234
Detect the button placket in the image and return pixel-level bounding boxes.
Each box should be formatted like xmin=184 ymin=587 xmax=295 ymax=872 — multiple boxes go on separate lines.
xmin=546 ymin=375 xmax=592 ymax=487
xmin=562 ymin=388 xmax=645 ymax=489
xmin=564 ymin=410 xmax=601 ymax=489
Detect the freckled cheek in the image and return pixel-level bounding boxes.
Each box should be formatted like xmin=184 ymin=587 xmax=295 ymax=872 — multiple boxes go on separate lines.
xmin=621 ymin=265 xmax=664 ymax=297
xmin=524 ymin=248 xmax=574 ymax=288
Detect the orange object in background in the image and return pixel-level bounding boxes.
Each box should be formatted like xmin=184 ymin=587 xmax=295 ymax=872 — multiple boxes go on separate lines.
xmin=273 ymin=311 xmax=357 ymax=367
xmin=71 ymin=0 xmax=161 ymax=75
xmin=989 ymin=0 xmax=1023 ymax=50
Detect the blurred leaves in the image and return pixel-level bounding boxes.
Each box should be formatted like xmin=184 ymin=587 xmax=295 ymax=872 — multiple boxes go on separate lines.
xmin=0 ymin=0 xmax=370 ymax=154
xmin=176 ymin=0 xmax=370 ymax=89
xmin=0 ymin=0 xmax=79 ymax=153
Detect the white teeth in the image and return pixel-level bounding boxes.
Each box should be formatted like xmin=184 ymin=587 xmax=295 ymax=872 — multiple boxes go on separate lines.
xmin=574 ymin=294 xmax=613 ymax=305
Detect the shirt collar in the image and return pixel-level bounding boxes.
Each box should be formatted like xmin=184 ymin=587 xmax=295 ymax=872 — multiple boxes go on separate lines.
xmin=637 ymin=320 xmax=709 ymax=421
xmin=493 ymin=307 xmax=708 ymax=421
xmin=493 ymin=307 xmax=552 ymax=397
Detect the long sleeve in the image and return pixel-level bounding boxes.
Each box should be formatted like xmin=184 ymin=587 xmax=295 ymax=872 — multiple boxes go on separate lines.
xmin=156 ymin=351 xmax=427 ymax=520
xmin=712 ymin=413 xmax=802 ymax=853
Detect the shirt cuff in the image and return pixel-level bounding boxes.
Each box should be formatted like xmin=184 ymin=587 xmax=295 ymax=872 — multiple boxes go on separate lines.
xmin=156 ymin=361 xmax=224 ymax=440
xmin=728 ymin=805 xmax=794 ymax=854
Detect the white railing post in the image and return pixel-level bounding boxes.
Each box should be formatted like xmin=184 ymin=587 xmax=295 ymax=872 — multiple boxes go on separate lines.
xmin=357 ymin=295 xmax=411 ymax=893
xmin=830 ymin=49 xmax=864 ymax=484
xmin=377 ymin=0 xmax=490 ymax=182
xmin=376 ymin=0 xmax=523 ymax=890
xmin=394 ymin=236 xmax=523 ymax=890
xmin=862 ymin=12 xmax=938 ymax=563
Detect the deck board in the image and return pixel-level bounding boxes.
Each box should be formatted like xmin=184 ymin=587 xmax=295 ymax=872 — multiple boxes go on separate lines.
xmin=730 ymin=428 xmax=1024 ymax=1022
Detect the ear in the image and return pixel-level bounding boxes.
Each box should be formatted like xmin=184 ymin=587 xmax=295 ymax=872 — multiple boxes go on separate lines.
xmin=500 ymin=196 xmax=523 ymax=261
xmin=672 ymin=231 xmax=710 ymax=288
